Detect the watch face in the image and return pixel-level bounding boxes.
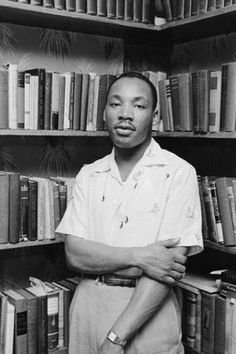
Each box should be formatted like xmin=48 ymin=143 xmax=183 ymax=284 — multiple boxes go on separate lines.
xmin=107 ymin=331 xmax=127 ymax=347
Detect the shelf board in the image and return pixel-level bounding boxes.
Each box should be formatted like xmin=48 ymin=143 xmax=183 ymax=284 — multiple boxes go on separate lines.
xmin=0 ymin=234 xmax=65 ymax=251
xmin=1 ymin=129 xmax=236 ymax=139
xmin=1 ymin=1 xmax=236 ymax=43
xmin=205 ymin=239 xmax=236 ymax=255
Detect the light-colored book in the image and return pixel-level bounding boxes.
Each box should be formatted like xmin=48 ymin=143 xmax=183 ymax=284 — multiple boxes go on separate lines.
xmin=8 ymin=64 xmax=18 ymax=129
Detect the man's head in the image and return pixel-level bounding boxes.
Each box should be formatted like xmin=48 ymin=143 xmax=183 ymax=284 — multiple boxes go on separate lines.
xmin=104 ymin=72 xmax=158 ymax=150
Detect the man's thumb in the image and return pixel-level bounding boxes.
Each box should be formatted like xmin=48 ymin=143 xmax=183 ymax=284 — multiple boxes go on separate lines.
xmin=158 ymin=237 xmax=180 ymax=248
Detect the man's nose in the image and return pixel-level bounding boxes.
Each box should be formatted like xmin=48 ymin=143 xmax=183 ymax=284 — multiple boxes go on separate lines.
xmin=118 ymin=104 xmax=134 ymax=120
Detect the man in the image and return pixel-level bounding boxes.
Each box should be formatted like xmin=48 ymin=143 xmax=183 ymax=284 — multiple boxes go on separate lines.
xmin=56 ymin=72 xmax=203 ymax=353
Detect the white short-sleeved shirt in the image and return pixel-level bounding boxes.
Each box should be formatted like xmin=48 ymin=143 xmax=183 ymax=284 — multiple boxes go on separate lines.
xmin=56 ymin=139 xmax=203 ymax=256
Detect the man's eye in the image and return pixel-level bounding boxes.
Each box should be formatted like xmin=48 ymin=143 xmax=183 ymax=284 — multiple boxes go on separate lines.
xmin=110 ymin=103 xmax=120 ymax=107
xmin=135 ymin=104 xmax=145 ymax=109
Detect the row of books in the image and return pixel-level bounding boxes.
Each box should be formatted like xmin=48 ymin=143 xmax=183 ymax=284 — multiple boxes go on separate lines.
xmin=0 ymin=275 xmax=81 ymax=354
xmin=161 ymin=0 xmax=236 ymax=22
xmin=177 ymin=270 xmax=236 ymax=353
xmin=0 ymin=66 xmax=167 ymax=132
xmin=12 ymin=0 xmax=156 ymax=24
xmin=198 ymin=175 xmax=236 ymax=247
xmin=159 ymin=63 xmax=236 ymax=133
xmin=0 ymin=171 xmax=75 ymax=245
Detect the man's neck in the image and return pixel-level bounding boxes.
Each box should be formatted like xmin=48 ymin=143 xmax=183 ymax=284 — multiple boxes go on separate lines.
xmin=114 ymin=138 xmax=151 ymax=182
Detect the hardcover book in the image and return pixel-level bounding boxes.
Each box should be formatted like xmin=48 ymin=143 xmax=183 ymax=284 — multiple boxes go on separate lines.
xmin=0 ymin=70 xmax=8 ymax=129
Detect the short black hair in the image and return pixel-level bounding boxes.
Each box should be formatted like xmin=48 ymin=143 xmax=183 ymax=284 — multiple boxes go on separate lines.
xmin=107 ymin=72 xmax=157 ymax=111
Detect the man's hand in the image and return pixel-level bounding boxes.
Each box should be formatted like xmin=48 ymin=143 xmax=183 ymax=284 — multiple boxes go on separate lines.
xmin=133 ymin=238 xmax=186 ymax=285
xmin=98 ymin=338 xmax=124 ymax=354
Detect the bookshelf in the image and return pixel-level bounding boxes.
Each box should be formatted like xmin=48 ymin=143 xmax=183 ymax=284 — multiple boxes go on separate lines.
xmin=1 ymin=1 xmax=236 ymax=354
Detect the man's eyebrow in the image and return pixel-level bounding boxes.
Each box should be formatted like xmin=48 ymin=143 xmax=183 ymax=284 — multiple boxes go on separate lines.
xmin=108 ymin=94 xmax=150 ymax=103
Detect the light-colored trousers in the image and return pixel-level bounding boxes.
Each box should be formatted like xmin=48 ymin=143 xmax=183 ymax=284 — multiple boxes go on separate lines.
xmin=69 ymin=279 xmax=184 ymax=354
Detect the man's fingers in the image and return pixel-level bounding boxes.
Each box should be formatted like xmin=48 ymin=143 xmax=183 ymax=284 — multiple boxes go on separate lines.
xmin=173 ymin=263 xmax=186 ymax=274
xmin=174 ymin=254 xmax=187 ymax=265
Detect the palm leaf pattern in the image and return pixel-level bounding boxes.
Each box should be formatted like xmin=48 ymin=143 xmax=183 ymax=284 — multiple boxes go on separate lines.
xmin=39 ymin=29 xmax=73 ymax=59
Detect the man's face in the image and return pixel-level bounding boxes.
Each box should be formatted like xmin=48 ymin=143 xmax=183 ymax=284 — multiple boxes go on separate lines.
xmin=105 ymin=77 xmax=155 ymax=149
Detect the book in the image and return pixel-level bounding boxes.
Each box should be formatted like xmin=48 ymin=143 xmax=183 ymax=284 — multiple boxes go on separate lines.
xmin=73 ymin=72 xmax=82 ymax=130
xmin=54 ymin=0 xmax=65 ymax=9
xmin=29 ymin=75 xmax=39 ymax=130
xmin=201 ymin=176 xmax=218 ymax=242
xmin=133 ymin=0 xmax=142 ymax=22
xmin=66 ymin=0 xmax=76 ymax=11
xmin=44 ymin=71 xmax=52 ymax=130
xmin=199 ymin=0 xmax=208 ymax=13
xmin=28 ymin=179 xmax=38 ymax=241
xmin=4 ymin=288 xmax=28 ymax=354
xmin=158 ymin=79 xmax=174 ymax=132
xmin=58 ymin=74 xmax=66 ymax=130
xmin=161 ymin=0 xmax=172 ymax=21
xmin=208 ymin=0 xmax=216 ymax=10
xmin=17 ymin=71 xmax=25 ymax=129
xmin=216 ymin=177 xmax=236 ymax=246
xmin=63 ymin=72 xmax=72 ymax=130
xmin=17 ymin=288 xmax=38 ymax=354
xmin=0 ymin=291 xmax=8 ymax=354
xmin=223 ymin=289 xmax=236 ymax=354
xmin=197 ymin=175 xmax=209 ymax=240
xmin=198 ymin=69 xmax=209 ymax=133
xmin=0 ymin=173 xmax=9 ymax=244
xmin=26 ymin=68 xmax=46 ymax=130
xmin=208 ymin=178 xmax=224 ymax=244
xmin=97 ymin=0 xmax=107 ymax=16
xmin=69 ymin=72 xmax=75 ymax=129
xmin=0 ymin=70 xmax=8 ymax=129
xmin=142 ymin=0 xmax=154 ymax=24
xmin=170 ymin=0 xmax=178 ymax=20
xmin=94 ymin=74 xmax=107 ymax=131
xmin=25 ymin=285 xmax=48 ymax=354
xmin=51 ymin=72 xmax=60 ymax=130
xmin=8 ymin=64 xmax=18 ymax=130
xmin=226 ymin=179 xmax=236 ymax=242
xmin=3 ymin=299 xmax=15 ymax=354
xmin=220 ymin=62 xmax=236 ymax=132
xmin=107 ymin=0 xmax=116 ymax=17
xmin=191 ymin=71 xmax=200 ymax=132
xmin=184 ymin=0 xmax=191 ymax=17
xmin=182 ymin=290 xmax=198 ymax=348
xmin=87 ymin=0 xmax=97 ymax=14
xmin=116 ymin=0 xmax=124 ymax=19
xmin=208 ymin=70 xmax=222 ymax=133
xmin=80 ymin=73 xmax=89 ymax=130
xmin=124 ymin=0 xmax=134 ymax=20
xmin=177 ymin=0 xmax=184 ymax=19
xmin=24 ymin=72 xmax=31 ymax=129
xmin=20 ymin=176 xmax=29 ymax=241
xmin=43 ymin=0 xmax=54 ymax=7
xmin=169 ymin=75 xmax=181 ymax=131
xmin=86 ymin=72 xmax=97 ymax=131
xmin=191 ymin=0 xmax=199 ymax=15
xmin=154 ymin=0 xmax=166 ymax=24
xmin=178 ymin=72 xmax=193 ymax=131
xmin=201 ymin=291 xmax=218 ymax=353
xmin=216 ymin=0 xmax=224 ymax=7
xmin=75 ymin=0 xmax=86 ymax=12
xmin=214 ymin=295 xmax=226 ymax=354
xmin=8 ymin=172 xmax=21 ymax=244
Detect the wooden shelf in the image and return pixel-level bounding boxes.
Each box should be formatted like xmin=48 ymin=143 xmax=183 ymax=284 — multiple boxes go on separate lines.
xmin=0 ymin=234 xmax=65 ymax=251
xmin=204 ymin=239 xmax=236 ymax=255
xmin=1 ymin=1 xmax=236 ymax=44
xmin=1 ymin=129 xmax=236 ymax=139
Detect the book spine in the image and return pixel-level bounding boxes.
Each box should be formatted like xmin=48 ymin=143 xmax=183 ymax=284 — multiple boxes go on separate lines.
xmin=216 ymin=0 xmax=224 ymax=7
xmin=44 ymin=71 xmax=52 ymax=130
xmin=133 ymin=0 xmax=142 ymax=22
xmin=169 ymin=75 xmax=181 ymax=131
xmin=17 ymin=71 xmax=25 ymax=129
xmin=59 ymin=184 xmax=67 ymax=219
xmin=179 ymin=73 xmax=193 ymax=132
xmin=54 ymin=0 xmax=65 ymax=9
xmin=124 ymin=0 xmax=134 ymax=20
xmin=201 ymin=292 xmax=217 ymax=354
xmin=214 ymin=295 xmax=226 ymax=354
xmin=191 ymin=0 xmax=199 ymax=15
xmin=222 ymin=63 xmax=236 ymax=132
xmin=51 ymin=73 xmax=60 ymax=130
xmin=209 ymin=179 xmax=224 ymax=243
xmin=43 ymin=0 xmax=54 ymax=7
xmin=0 ymin=71 xmax=8 ymax=129
xmin=208 ymin=0 xmax=216 ymax=10
xmin=116 ymin=0 xmax=124 ymax=18
xmin=208 ymin=70 xmax=222 ymax=133
xmin=184 ymin=0 xmax=191 ymax=17
xmin=53 ymin=183 xmax=61 ymax=229
xmin=73 ymin=73 xmax=82 ymax=130
xmin=28 ymin=179 xmax=38 ymax=241
xmin=9 ymin=173 xmax=20 ymax=244
xmin=75 ymin=0 xmax=86 ymax=12
xmin=66 ymin=0 xmax=76 ymax=11
xmin=87 ymin=0 xmax=97 ymax=14
xmin=0 ymin=174 xmax=9 ymax=244
xmin=226 ymin=184 xmax=236 ymax=241
xmin=80 ymin=74 xmax=89 ymax=131
xmin=58 ymin=74 xmax=65 ymax=130
xmin=170 ymin=0 xmax=178 ymax=20
xmin=199 ymin=0 xmax=208 ymax=13
xmin=47 ymin=292 xmax=59 ymax=350
xmin=24 ymin=73 xmax=31 ymax=129
xmin=161 ymin=0 xmax=172 ymax=21
xmin=8 ymin=64 xmax=18 ymax=129
xmin=199 ymin=70 xmax=209 ymax=133
xmin=69 ymin=73 xmax=75 ymax=129
xmin=107 ymin=0 xmax=116 ymax=18
xmin=201 ymin=176 xmax=218 ymax=242
xmin=97 ymin=0 xmax=107 ymax=15
xmin=38 ymin=69 xmax=46 ymax=129
xmin=20 ymin=176 xmax=29 ymax=242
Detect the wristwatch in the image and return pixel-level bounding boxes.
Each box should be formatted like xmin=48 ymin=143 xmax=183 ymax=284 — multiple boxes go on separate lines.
xmin=107 ymin=330 xmax=127 ymax=347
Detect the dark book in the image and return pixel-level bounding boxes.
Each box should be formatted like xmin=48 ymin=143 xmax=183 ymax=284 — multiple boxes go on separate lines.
xmin=161 ymin=0 xmax=172 ymax=21
xmin=95 ymin=74 xmax=108 ymax=131
xmin=116 ymin=0 xmax=124 ymax=19
xmin=0 ymin=173 xmax=9 ymax=244
xmin=97 ymin=0 xmax=107 ymax=16
xmin=0 ymin=70 xmax=8 ymax=129
xmin=58 ymin=74 xmax=66 ymax=130
xmin=73 ymin=73 xmax=82 ymax=130
xmin=17 ymin=288 xmax=38 ymax=354
xmin=183 ymin=290 xmax=198 ymax=348
xmin=177 ymin=0 xmax=184 ymax=19
xmin=208 ymin=70 xmax=222 ymax=133
xmin=20 ymin=176 xmax=29 ymax=242
xmin=216 ymin=0 xmax=224 ymax=7
xmin=87 ymin=0 xmax=97 ymax=14
xmin=124 ymin=0 xmax=134 ymax=20
xmin=208 ymin=178 xmax=224 ymax=244
xmin=178 ymin=72 xmax=193 ymax=131
xmin=75 ymin=0 xmax=86 ymax=12
xmin=4 ymin=288 xmax=28 ymax=354
xmin=66 ymin=0 xmax=76 ymax=11
xmin=44 ymin=71 xmax=52 ymax=130
xmin=158 ymin=79 xmax=174 ymax=132
xmin=191 ymin=71 xmax=200 ymax=132
xmin=170 ymin=0 xmax=178 ymax=20
xmin=191 ymin=0 xmax=199 ymax=15
xmin=59 ymin=184 xmax=67 ymax=219
xmin=107 ymin=0 xmax=116 ymax=18
xmin=224 ymin=0 xmax=232 ymax=5
xmin=133 ymin=0 xmax=142 ymax=22
xmin=201 ymin=291 xmax=218 ymax=354
xmin=25 ymin=68 xmax=46 ymax=130
xmin=26 ymin=286 xmax=48 ymax=354
xmin=28 ymin=179 xmax=38 ymax=241
xmin=198 ymin=70 xmax=209 ymax=133
xmin=169 ymin=75 xmax=181 ymax=131
xmin=197 ymin=175 xmax=209 ymax=240
xmin=208 ymin=0 xmax=216 ymax=10
xmin=216 ymin=177 xmax=236 ymax=246
xmin=80 ymin=73 xmax=89 ymax=131
xmin=184 ymin=0 xmax=191 ymax=17
xmin=201 ymin=176 xmax=218 ymax=242
xmin=199 ymin=0 xmax=208 ymax=13
xmin=142 ymin=0 xmax=154 ymax=24
xmin=214 ymin=295 xmax=226 ymax=354
xmin=52 ymin=182 xmax=61 ymax=229
xmin=69 ymin=72 xmax=75 ymax=129
xmin=8 ymin=172 xmax=21 ymax=244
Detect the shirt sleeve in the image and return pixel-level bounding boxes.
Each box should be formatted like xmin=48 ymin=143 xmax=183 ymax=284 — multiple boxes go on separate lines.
xmin=55 ymin=166 xmax=89 ymax=239
xmin=157 ymin=164 xmax=203 ymax=256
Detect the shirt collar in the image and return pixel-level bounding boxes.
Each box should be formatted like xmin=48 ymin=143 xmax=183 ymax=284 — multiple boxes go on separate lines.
xmin=92 ymin=138 xmax=168 ymax=174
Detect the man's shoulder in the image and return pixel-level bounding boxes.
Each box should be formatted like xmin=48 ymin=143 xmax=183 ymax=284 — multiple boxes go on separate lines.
xmin=79 ymin=154 xmax=111 ymax=176
xmin=161 ymin=148 xmax=195 ymax=173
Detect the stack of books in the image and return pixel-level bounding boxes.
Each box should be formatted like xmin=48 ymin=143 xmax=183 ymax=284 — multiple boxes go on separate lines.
xmin=0 ymin=172 xmax=75 ymax=245
xmin=0 ymin=275 xmax=81 ymax=354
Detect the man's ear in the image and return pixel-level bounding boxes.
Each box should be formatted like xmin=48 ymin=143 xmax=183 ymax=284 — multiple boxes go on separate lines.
xmin=152 ymin=109 xmax=159 ymax=124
